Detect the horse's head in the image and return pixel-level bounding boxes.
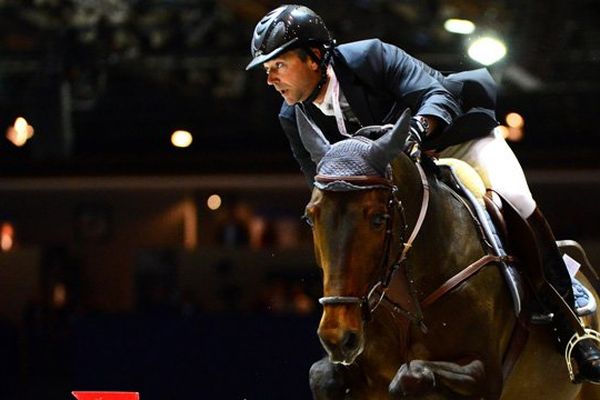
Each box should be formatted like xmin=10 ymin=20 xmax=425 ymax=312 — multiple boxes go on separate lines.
xmin=298 ymin=108 xmax=412 ymax=364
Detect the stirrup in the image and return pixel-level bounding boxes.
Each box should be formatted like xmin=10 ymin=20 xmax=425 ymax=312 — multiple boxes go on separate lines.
xmin=565 ymin=328 xmax=600 ymax=384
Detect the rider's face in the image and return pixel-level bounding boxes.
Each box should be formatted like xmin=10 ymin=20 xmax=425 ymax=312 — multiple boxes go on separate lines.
xmin=263 ymin=50 xmax=321 ymax=105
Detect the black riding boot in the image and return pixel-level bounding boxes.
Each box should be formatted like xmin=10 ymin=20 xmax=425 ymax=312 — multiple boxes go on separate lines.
xmin=527 ymin=207 xmax=600 ymax=383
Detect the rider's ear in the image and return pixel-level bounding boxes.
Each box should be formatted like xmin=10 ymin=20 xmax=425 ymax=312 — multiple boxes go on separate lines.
xmin=312 ymin=48 xmax=322 ymax=57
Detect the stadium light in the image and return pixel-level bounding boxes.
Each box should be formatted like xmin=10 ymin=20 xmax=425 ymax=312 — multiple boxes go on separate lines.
xmin=444 ymin=19 xmax=476 ymax=35
xmin=467 ymin=36 xmax=507 ymax=66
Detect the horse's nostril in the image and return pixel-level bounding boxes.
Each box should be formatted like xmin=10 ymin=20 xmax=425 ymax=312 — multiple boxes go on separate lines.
xmin=342 ymin=331 xmax=359 ymax=351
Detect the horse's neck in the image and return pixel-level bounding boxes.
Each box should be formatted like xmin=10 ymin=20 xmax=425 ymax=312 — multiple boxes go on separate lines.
xmin=391 ymin=155 xmax=431 ymax=228
xmin=391 ymin=155 xmax=484 ymax=278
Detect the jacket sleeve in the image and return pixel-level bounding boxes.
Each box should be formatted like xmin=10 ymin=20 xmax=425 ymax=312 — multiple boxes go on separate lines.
xmin=278 ymin=103 xmax=316 ymax=187
xmin=369 ymin=39 xmax=461 ymax=126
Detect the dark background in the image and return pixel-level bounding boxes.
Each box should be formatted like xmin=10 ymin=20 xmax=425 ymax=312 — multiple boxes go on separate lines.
xmin=0 ymin=1 xmax=599 ymax=399
xmin=1 ymin=0 xmax=599 ymax=174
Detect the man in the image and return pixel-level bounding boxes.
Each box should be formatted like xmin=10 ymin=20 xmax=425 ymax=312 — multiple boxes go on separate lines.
xmin=245 ymin=4 xmax=600 ymax=383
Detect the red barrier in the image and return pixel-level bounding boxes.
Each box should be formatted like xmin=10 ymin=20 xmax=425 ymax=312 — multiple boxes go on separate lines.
xmin=72 ymin=392 xmax=139 ymax=400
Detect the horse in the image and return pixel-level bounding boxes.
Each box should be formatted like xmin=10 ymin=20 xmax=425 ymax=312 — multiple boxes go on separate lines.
xmin=297 ymin=108 xmax=600 ymax=399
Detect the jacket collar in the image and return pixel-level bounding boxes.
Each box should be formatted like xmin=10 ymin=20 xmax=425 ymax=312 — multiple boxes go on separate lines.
xmin=331 ymin=51 xmax=375 ymax=126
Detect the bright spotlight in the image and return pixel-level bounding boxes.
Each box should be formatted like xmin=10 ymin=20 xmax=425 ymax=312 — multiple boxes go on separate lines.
xmin=171 ymin=130 xmax=193 ymax=148
xmin=1 ymin=222 xmax=14 ymax=252
xmin=207 ymin=194 xmax=222 ymax=211
xmin=505 ymin=112 xmax=524 ymax=129
xmin=444 ymin=19 xmax=476 ymax=35
xmin=467 ymin=36 xmax=507 ymax=66
xmin=6 ymin=117 xmax=34 ymax=147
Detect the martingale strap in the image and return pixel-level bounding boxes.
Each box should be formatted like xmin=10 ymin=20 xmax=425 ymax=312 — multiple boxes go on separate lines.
xmin=421 ymin=254 xmax=514 ymax=308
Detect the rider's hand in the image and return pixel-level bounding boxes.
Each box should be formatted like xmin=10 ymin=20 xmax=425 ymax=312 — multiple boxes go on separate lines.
xmin=409 ymin=116 xmax=429 ymax=143
xmin=404 ymin=117 xmax=427 ymax=160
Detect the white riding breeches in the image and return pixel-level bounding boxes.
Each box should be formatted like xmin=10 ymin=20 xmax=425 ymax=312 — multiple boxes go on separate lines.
xmin=438 ymin=129 xmax=537 ymax=219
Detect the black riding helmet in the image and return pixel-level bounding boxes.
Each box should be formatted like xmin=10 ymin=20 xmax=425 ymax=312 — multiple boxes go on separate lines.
xmin=245 ymin=4 xmax=334 ymax=70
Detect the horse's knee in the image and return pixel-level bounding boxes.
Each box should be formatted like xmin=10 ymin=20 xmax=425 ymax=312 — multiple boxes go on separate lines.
xmin=309 ymin=358 xmax=348 ymax=400
xmin=389 ymin=361 xmax=436 ymax=398
xmin=390 ymin=359 xmax=490 ymax=399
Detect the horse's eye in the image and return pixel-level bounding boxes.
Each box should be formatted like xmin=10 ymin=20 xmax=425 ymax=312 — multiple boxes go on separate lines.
xmin=371 ymin=213 xmax=389 ymax=229
xmin=302 ymin=213 xmax=314 ymax=228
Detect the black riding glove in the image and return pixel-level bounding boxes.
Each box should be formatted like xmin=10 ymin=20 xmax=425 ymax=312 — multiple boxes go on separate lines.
xmin=404 ymin=117 xmax=428 ymax=160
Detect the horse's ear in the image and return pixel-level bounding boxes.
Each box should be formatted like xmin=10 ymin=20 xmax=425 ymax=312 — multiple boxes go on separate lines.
xmin=370 ymin=108 xmax=412 ymax=170
xmin=295 ymin=105 xmax=331 ymax=164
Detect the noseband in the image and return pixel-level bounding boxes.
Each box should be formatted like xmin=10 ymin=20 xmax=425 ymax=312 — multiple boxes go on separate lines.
xmin=317 ymin=161 xmax=431 ymax=328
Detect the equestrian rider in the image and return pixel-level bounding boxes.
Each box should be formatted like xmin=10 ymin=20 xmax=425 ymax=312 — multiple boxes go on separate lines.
xmin=245 ymin=4 xmax=600 ymax=383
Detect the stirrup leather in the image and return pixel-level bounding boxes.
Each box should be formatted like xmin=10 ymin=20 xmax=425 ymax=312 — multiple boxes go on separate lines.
xmin=565 ymin=328 xmax=600 ymax=384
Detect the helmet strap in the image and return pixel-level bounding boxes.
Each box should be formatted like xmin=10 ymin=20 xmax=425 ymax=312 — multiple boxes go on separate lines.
xmin=302 ymin=41 xmax=335 ymax=104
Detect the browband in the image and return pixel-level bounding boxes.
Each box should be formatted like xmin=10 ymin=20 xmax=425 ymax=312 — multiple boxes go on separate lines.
xmin=314 ymin=174 xmax=393 ymax=188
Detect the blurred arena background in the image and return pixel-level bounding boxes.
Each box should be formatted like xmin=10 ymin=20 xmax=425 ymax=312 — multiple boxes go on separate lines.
xmin=1 ymin=0 xmax=599 ymax=399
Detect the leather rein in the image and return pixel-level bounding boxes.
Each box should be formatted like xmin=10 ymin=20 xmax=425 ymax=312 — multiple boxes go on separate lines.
xmin=316 ymin=161 xmax=509 ymax=330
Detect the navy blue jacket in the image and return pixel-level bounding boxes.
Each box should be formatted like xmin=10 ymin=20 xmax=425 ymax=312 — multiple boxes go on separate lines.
xmin=279 ymin=39 xmax=499 ymax=183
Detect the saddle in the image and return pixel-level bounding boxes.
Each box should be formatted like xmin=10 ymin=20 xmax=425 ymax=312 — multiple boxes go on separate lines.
xmin=435 ymin=159 xmax=598 ymax=320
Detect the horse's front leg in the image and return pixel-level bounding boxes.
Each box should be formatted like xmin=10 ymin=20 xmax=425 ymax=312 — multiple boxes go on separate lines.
xmin=309 ymin=357 xmax=371 ymax=400
xmin=389 ymin=359 xmax=490 ymax=399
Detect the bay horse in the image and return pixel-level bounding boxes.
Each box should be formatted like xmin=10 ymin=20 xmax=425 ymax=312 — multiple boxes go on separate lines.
xmin=298 ymin=108 xmax=600 ymax=399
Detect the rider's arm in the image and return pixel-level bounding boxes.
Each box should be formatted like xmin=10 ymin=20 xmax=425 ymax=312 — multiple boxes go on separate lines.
xmin=373 ymin=39 xmax=461 ymax=136
xmin=279 ymin=104 xmax=316 ymax=188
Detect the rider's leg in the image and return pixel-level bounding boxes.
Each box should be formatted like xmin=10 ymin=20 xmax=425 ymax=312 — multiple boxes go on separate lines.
xmin=439 ymin=129 xmax=600 ymax=383
xmin=527 ymin=207 xmax=600 ymax=382
xmin=438 ymin=129 xmax=536 ymax=219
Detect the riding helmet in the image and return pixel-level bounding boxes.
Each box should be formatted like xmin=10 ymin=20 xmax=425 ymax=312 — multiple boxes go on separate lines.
xmin=245 ymin=5 xmax=333 ymax=70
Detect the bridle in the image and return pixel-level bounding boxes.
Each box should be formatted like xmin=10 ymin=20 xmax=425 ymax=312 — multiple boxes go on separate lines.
xmin=316 ymin=161 xmax=431 ymax=328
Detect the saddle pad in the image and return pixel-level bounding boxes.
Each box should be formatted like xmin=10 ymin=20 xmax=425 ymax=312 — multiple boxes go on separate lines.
xmin=436 ymin=158 xmax=486 ymax=206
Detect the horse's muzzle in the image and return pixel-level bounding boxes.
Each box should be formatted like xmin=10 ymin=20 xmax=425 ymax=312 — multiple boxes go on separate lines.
xmin=318 ymin=327 xmax=365 ymax=365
